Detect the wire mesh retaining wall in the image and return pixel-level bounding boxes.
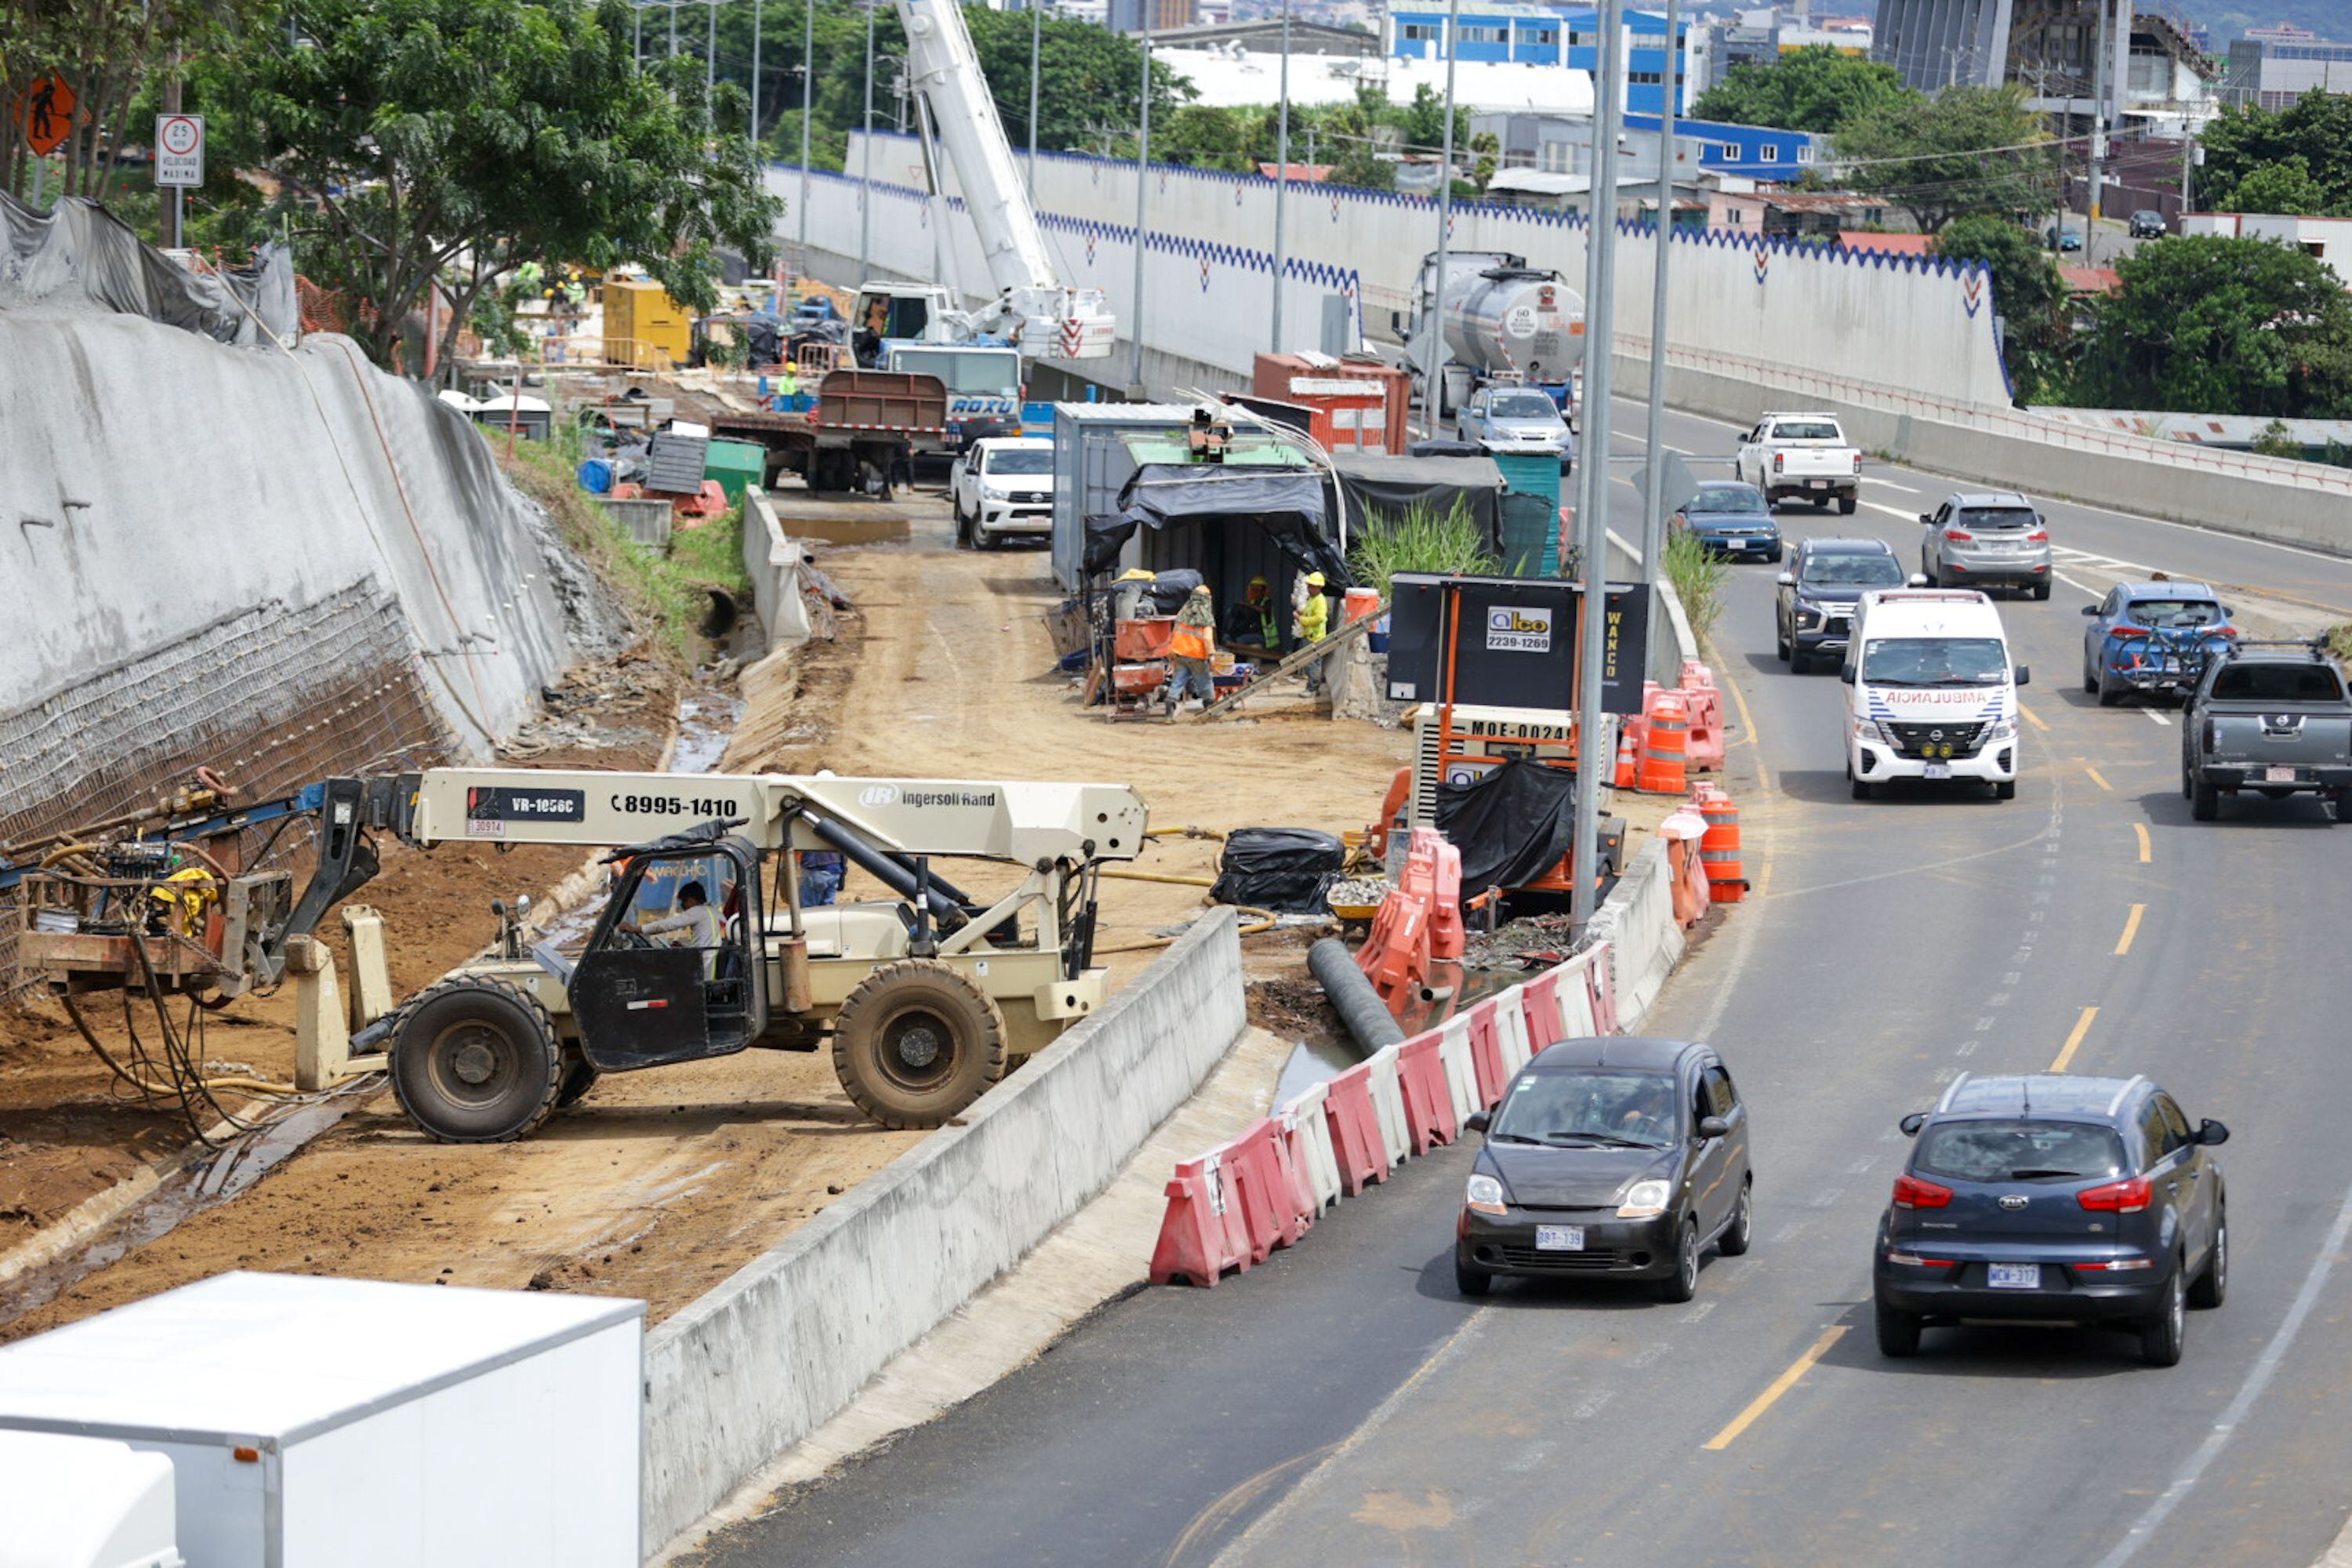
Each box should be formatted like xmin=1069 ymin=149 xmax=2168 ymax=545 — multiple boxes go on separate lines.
xmin=0 ymin=581 xmax=451 ymax=1000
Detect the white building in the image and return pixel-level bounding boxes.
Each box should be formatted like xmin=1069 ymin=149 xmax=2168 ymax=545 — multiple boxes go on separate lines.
xmin=2181 ymin=212 xmax=2352 ymax=289
xmin=1156 ymin=45 xmax=1595 ymax=116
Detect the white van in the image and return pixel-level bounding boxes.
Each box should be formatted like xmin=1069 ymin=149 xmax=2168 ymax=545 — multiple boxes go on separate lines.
xmin=1840 ymin=589 xmax=2030 ymax=800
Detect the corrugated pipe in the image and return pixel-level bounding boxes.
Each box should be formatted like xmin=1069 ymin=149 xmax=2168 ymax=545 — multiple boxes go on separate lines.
xmin=1308 ymin=935 xmax=1406 ymax=1053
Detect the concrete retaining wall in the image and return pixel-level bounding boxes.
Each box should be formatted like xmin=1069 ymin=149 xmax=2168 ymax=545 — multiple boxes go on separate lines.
xmin=739 ymin=487 xmax=815 ymax=652
xmin=641 ymin=908 xmax=1250 ymax=1553
xmin=1585 ymin=837 xmax=1685 ymax=1031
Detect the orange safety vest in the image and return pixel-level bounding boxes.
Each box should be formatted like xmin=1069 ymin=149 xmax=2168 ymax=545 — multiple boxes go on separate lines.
xmin=1170 ymin=621 xmax=1212 ymax=660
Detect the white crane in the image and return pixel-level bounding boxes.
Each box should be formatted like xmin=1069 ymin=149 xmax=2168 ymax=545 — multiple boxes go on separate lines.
xmin=857 ymin=0 xmax=1116 ymax=361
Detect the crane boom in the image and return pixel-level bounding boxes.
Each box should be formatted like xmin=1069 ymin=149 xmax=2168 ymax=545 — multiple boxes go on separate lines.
xmin=895 ymin=0 xmax=1116 ymax=360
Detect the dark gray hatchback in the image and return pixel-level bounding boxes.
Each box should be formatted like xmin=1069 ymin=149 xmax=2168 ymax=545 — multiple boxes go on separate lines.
xmin=1874 ymin=1073 xmax=2230 ymax=1367
xmin=1455 ymin=1036 xmax=1753 ymax=1302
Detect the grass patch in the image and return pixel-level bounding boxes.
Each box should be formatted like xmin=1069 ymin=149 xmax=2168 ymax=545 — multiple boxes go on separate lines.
xmin=1348 ymin=499 xmax=1500 ymax=598
xmin=499 ymin=431 xmax=753 ymax=665
xmin=1661 ymin=525 xmax=1731 ymax=650
xmin=2328 ymin=623 xmax=2352 ymax=664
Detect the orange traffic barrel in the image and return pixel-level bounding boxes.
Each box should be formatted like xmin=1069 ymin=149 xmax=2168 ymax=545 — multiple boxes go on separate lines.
xmin=1639 ymin=691 xmax=1689 ymax=794
xmin=1697 ymin=787 xmax=1746 ymax=903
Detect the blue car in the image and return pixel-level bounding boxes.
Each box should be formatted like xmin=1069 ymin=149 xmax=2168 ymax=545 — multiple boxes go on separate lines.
xmin=2081 ymin=580 xmax=2237 ymax=706
xmin=1671 ymin=481 xmax=1783 ymax=562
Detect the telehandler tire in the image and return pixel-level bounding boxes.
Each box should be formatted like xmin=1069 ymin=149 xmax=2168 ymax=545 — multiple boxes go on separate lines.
xmin=831 ymin=959 xmax=1008 ymax=1129
xmin=554 ymin=1052 xmax=601 ymax=1110
xmin=390 ymin=976 xmax=564 ymax=1143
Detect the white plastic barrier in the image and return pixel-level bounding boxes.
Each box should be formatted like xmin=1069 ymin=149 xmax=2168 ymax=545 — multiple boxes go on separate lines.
xmin=1494 ymin=987 xmax=1534 ymax=1075
xmin=1438 ymin=1018 xmax=1480 ymax=1127
xmin=1283 ymin=1082 xmax=1343 ymax=1214
xmin=1365 ymin=1046 xmax=1411 ymax=1170
xmin=1560 ymin=963 xmax=1599 ymax=1038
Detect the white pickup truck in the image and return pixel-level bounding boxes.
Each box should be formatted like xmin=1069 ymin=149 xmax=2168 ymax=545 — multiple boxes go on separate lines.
xmin=1735 ymin=412 xmax=1862 ymax=514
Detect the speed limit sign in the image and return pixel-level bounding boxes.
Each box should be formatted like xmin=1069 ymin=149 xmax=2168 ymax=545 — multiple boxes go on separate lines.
xmin=155 ymin=114 xmax=204 ymax=187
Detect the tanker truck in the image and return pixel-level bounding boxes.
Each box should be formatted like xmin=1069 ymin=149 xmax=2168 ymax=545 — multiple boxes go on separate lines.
xmin=1399 ymin=250 xmax=1585 ymax=423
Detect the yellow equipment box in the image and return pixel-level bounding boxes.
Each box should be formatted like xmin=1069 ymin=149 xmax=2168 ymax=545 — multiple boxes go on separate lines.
xmin=602 ymin=279 xmax=692 ymax=368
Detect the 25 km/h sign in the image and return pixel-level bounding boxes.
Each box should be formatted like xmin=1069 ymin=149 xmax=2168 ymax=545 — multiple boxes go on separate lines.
xmin=17 ymin=76 xmax=75 ymax=157
xmin=155 ymin=114 xmax=205 ymax=187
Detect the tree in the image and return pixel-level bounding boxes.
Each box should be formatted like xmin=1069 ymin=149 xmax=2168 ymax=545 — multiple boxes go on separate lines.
xmin=220 ymin=0 xmax=778 ymax=376
xmin=2198 ymin=93 xmax=2352 ymax=216
xmin=1690 ymin=45 xmax=1913 ymax=135
xmin=1834 ymin=83 xmax=2058 ymax=233
xmin=2070 ymin=235 xmax=2352 ymax=419
xmin=1935 ymin=213 xmax=2070 ymax=400
xmin=1154 ymin=104 xmax=1261 ymax=173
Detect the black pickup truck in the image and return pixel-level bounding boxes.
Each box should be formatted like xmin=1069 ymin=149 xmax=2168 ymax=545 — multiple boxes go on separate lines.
xmin=2181 ymin=642 xmax=2352 ymax=822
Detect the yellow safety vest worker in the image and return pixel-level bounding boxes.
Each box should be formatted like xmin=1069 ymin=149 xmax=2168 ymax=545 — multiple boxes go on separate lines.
xmin=1296 ymin=592 xmax=1330 ymax=643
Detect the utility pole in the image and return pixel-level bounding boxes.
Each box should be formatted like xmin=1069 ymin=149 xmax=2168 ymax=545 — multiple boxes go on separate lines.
xmin=635 ymin=0 xmax=644 ymax=66
xmin=752 ymin=0 xmax=764 ymax=143
xmin=708 ymin=0 xmax=718 ymax=93
xmin=2086 ymin=0 xmax=2110 ymax=236
xmin=1132 ymin=24 xmax=1155 ymax=395
xmin=861 ymin=0 xmax=877 ymax=278
xmin=1638 ymin=0 xmax=1678 ymax=585
xmin=670 ymin=0 xmax=679 ymax=59
xmin=1422 ymin=0 xmax=1464 ymax=437
xmin=2180 ymin=124 xmax=2195 ymax=219
xmin=800 ymin=0 xmax=814 ymax=254
xmin=1271 ymin=0 xmax=1293 ymax=350
xmin=1571 ymin=0 xmax=1624 ymax=934
xmin=1027 ymin=2 xmax=1042 ymax=198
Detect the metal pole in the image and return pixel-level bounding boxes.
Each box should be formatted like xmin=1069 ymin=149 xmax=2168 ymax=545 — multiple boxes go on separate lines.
xmin=1271 ymin=0 xmax=1292 ymax=350
xmin=2086 ymin=0 xmax=2109 ymax=231
xmin=670 ymin=0 xmax=678 ymax=58
xmin=861 ymin=0 xmax=877 ymax=278
xmin=1639 ymin=0 xmax=1678 ymax=584
xmin=799 ymin=0 xmax=814 ymax=252
xmin=2180 ymin=124 xmax=2194 ymax=219
xmin=1131 ymin=26 xmax=1153 ymax=394
xmin=708 ymin=0 xmax=718 ymax=93
xmin=635 ymin=0 xmax=644 ymax=66
xmin=1571 ymin=0 xmax=1623 ymax=932
xmin=752 ymin=0 xmax=764 ymax=142
xmin=1028 ymin=2 xmax=1042 ymax=198
xmin=1421 ymin=0 xmax=1463 ymax=437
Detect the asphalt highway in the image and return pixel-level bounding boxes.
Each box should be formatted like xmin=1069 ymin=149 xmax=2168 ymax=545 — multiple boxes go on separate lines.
xmin=695 ymin=412 xmax=2352 ymax=1568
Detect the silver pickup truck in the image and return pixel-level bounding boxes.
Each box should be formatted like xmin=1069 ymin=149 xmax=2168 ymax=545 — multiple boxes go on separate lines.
xmin=2182 ymin=642 xmax=2352 ymax=822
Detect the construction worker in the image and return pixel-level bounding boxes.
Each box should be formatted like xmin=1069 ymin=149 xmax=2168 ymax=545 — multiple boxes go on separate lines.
xmin=1295 ymin=571 xmax=1332 ymax=695
xmin=1223 ymin=575 xmax=1276 ymax=647
xmin=1167 ymin=583 xmax=1217 ymax=713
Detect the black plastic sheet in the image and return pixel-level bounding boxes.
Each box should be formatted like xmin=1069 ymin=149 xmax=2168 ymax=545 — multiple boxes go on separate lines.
xmin=0 ymin=193 xmax=297 ymax=347
xmin=1433 ymin=759 xmax=1577 ymax=895
xmin=1091 ymin=465 xmax=1347 ymax=584
xmin=1210 ymin=827 xmax=1346 ymax=913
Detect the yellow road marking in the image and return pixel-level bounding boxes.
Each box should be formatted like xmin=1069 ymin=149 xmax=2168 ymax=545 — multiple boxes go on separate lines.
xmin=2019 ymin=702 xmax=2050 ymax=732
xmin=1751 ymin=859 xmax=1773 ymax=900
xmin=2114 ymin=903 xmax=2144 ymax=956
xmin=2132 ymin=822 xmax=2151 ymax=863
xmin=2082 ymin=761 xmax=2113 ymax=792
xmin=1711 ymin=638 xmax=1770 ymax=793
xmin=1703 ymin=1327 xmax=1847 ymax=1451
xmin=2050 ymin=1006 xmax=2099 ymax=1073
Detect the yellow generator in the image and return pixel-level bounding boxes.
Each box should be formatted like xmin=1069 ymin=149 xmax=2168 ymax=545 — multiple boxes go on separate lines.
xmin=602 ymin=279 xmax=693 ymax=368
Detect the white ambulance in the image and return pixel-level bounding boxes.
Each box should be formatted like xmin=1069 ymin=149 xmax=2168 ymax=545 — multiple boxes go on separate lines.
xmin=1841 ymin=589 xmax=2029 ymax=800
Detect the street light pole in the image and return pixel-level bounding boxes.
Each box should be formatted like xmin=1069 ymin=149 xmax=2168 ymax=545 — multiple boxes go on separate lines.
xmin=1571 ymin=0 xmax=1624 ymax=933
xmin=1027 ymin=2 xmax=1043 ymax=198
xmin=1421 ymin=0 xmax=1464 ymax=437
xmin=1270 ymin=0 xmax=1293 ymax=351
xmin=861 ymin=0 xmax=877 ymax=278
xmin=1131 ymin=25 xmax=1154 ymax=394
xmin=1639 ymin=0 xmax=1679 ymax=583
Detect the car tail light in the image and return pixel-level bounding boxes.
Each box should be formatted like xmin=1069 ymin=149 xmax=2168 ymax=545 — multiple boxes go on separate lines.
xmin=2074 ymin=1257 xmax=2155 ymax=1272
xmin=2027 ymin=529 xmax=2049 ymax=542
xmin=2111 ymin=623 xmax=2147 ymax=637
xmin=1852 ymin=452 xmax=1864 ymax=473
xmin=2219 ymin=626 xmax=2241 ymax=640
xmin=1944 ymin=528 xmax=1973 ymax=543
xmin=1886 ymin=1250 xmax=1957 ymax=1267
xmin=2202 ymin=717 xmax=2219 ymax=751
xmin=1893 ymin=1173 xmax=1952 ymax=1209
xmin=2077 ymin=1175 xmax=2152 ymax=1214
xmin=1773 ymin=452 xmax=1784 ymax=473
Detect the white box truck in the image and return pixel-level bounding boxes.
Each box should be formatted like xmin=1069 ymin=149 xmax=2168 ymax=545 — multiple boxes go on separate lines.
xmin=0 ymin=1272 xmax=643 ymax=1567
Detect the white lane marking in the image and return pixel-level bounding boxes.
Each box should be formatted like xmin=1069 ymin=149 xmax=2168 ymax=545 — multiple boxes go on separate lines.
xmin=2055 ymin=571 xmax=2104 ymax=597
xmin=2144 ymin=710 xmax=2172 ymax=727
xmin=1866 ymin=477 xmax=1922 ymax=494
xmin=2091 ymin=1174 xmax=2352 ymax=1568
xmin=1863 ymin=501 xmax=1921 ymax=522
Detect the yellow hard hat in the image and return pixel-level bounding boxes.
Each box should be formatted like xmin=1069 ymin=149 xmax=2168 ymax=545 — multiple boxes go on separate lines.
xmin=1191 ymin=583 xmax=1211 ymax=596
xmin=1118 ymin=568 xmax=1156 ymax=582
xmin=1305 ymin=572 xmax=1327 ymax=586
xmin=1250 ymin=575 xmax=1268 ymax=586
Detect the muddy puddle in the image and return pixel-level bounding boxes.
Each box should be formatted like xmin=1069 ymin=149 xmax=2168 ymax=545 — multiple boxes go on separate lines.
xmin=770 ymin=501 xmax=923 ymax=547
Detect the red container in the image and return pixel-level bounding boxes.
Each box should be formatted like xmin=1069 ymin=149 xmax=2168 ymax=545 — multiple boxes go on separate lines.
xmin=1251 ymin=353 xmax=1410 ymax=455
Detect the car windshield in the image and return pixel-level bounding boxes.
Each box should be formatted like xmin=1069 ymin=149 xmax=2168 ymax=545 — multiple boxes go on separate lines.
xmin=1801 ymin=553 xmax=1903 ymax=587
xmin=2129 ymin=598 xmax=2222 ymax=629
xmin=1915 ymin=1120 xmax=2126 ymax=1184
xmin=2211 ymin=663 xmax=2347 ymax=702
xmin=1862 ymin=637 xmax=2008 ymax=687
xmin=985 ymin=448 xmax=1053 ymax=475
xmin=1491 ymin=1069 xmax=1678 ymax=1149
xmin=1692 ymin=485 xmax=1766 ymax=514
xmin=1958 ymin=507 xmax=2037 ymax=531
xmin=1490 ymin=393 xmax=1559 ymax=419
xmin=1771 ymin=420 xmax=1842 ymax=441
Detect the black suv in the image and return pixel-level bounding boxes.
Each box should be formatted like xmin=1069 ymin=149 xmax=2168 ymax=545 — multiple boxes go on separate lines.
xmin=1874 ymin=1073 xmax=2229 ymax=1367
xmin=1456 ymin=1036 xmax=1752 ymax=1302
xmin=1775 ymin=537 xmax=1907 ymax=673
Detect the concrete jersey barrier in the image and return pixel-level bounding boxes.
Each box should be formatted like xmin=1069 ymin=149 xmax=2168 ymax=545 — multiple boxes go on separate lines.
xmin=739 ymin=487 xmax=815 ymax=653
xmin=641 ymin=908 xmax=1248 ymax=1554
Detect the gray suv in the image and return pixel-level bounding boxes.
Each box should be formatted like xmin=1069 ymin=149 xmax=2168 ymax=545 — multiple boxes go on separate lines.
xmin=1920 ymin=492 xmax=2052 ymax=600
xmin=1875 ymin=1073 xmax=2229 ymax=1367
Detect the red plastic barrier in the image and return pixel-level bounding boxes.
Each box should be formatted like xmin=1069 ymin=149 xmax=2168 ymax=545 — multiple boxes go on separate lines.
xmin=1523 ymin=970 xmax=1566 ymax=1048
xmin=1466 ymin=999 xmax=1509 ymax=1109
xmin=1225 ymin=1120 xmax=1294 ymax=1262
xmin=1358 ymin=890 xmax=1431 ymax=1006
xmin=1278 ymin=1104 xmax=1325 ymax=1219
xmin=1323 ymin=1065 xmax=1388 ymax=1196
xmin=1396 ymin=1033 xmax=1457 ymax=1153
xmin=1149 ymin=1150 xmax=1252 ymax=1287
xmin=1587 ymin=945 xmax=1621 ymax=1036
xmin=1428 ymin=838 xmax=1465 ymax=960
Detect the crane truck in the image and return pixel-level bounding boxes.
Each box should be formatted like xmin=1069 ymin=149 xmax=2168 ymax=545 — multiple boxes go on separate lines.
xmin=9 ymin=766 xmax=1148 ymax=1143
xmin=844 ymin=0 xmax=1115 ymax=368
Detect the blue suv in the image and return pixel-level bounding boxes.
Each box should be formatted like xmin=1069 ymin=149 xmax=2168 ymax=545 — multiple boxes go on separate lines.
xmin=1874 ymin=1073 xmax=2229 ymax=1367
xmin=2081 ymin=580 xmax=2238 ymax=706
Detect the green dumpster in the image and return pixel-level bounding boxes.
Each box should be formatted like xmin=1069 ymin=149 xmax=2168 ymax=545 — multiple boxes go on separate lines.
xmin=703 ymin=438 xmax=767 ymax=503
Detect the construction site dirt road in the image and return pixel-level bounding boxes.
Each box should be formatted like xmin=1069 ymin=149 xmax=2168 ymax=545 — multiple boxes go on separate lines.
xmin=1 ymin=485 xmax=1410 ymax=1340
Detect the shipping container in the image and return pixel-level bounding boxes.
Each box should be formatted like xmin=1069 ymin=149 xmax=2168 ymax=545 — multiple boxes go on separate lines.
xmin=1250 ymin=353 xmax=1410 ymax=455
xmin=603 ymin=279 xmax=694 ymax=368
xmin=1049 ymin=403 xmax=1212 ymax=593
xmin=0 ymin=1272 xmax=643 ymax=1568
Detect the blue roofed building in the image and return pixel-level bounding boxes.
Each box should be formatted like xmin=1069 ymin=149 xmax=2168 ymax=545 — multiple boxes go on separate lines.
xmin=1385 ymin=5 xmax=1692 ymax=116
xmin=1620 ymin=113 xmax=1821 ymax=180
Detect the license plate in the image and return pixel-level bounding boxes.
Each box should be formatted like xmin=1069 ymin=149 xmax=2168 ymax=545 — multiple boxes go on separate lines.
xmin=1535 ymin=1225 xmax=1585 ymax=1252
xmin=1808 ymin=479 xmax=1828 ymax=489
xmin=2266 ymin=765 xmax=2298 ymax=783
xmin=1987 ymin=1263 xmax=2041 ymax=1290
xmin=1924 ymin=763 xmax=1952 ymax=779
